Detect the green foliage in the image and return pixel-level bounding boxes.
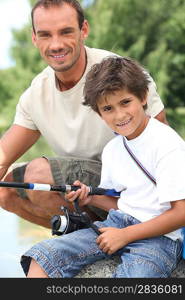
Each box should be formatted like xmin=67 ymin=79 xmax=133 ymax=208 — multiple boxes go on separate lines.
xmin=86 ymin=0 xmax=185 ymax=111
xmin=84 ymin=0 xmax=185 ymax=134
xmin=11 ymin=27 xmax=44 ymax=72
xmin=0 ymin=29 xmax=45 ymax=132
xmin=0 ymin=4 xmax=48 ymax=158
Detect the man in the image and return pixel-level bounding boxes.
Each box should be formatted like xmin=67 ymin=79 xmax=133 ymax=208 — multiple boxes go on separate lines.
xmin=0 ymin=0 xmax=167 ymax=228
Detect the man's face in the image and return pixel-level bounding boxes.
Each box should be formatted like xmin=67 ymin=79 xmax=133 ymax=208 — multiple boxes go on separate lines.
xmin=32 ymin=4 xmax=89 ymax=73
xmin=97 ymin=90 xmax=148 ymax=140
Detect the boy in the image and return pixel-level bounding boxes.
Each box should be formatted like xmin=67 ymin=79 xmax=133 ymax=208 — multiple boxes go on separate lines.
xmin=20 ymin=57 xmax=185 ymax=278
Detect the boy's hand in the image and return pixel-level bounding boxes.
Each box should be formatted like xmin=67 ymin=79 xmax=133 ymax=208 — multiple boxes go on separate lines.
xmin=65 ymin=180 xmax=92 ymax=206
xmin=96 ymin=227 xmax=128 ymax=255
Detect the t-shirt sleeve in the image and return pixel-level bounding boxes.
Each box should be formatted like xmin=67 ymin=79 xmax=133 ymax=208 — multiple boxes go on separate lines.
xmin=98 ymin=147 xmax=114 ymax=189
xmin=98 ymin=141 xmax=126 ymax=192
xmin=13 ymin=88 xmax=38 ymax=130
xmin=145 ymin=74 xmax=164 ymax=117
xmin=156 ymin=148 xmax=185 ymax=204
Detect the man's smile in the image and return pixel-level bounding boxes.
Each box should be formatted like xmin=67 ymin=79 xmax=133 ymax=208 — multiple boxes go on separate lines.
xmin=49 ymin=50 xmax=70 ymax=61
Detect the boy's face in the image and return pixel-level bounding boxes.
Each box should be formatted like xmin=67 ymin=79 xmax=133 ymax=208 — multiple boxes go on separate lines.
xmin=97 ymin=89 xmax=149 ymax=140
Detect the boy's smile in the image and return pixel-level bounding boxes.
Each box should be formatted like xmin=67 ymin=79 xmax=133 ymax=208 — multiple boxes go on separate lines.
xmin=97 ymin=90 xmax=149 ymax=140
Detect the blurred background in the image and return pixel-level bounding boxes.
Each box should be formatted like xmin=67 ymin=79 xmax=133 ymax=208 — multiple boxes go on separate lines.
xmin=0 ymin=0 xmax=185 ymax=277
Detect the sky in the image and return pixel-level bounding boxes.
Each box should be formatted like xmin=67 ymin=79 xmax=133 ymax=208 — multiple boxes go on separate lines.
xmin=0 ymin=0 xmax=93 ymax=70
xmin=0 ymin=0 xmax=31 ymax=69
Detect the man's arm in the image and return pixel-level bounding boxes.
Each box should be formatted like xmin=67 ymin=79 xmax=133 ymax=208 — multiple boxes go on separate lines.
xmin=0 ymin=124 xmax=40 ymax=178
xmin=146 ymin=73 xmax=169 ymax=125
xmin=155 ymin=109 xmax=169 ymax=125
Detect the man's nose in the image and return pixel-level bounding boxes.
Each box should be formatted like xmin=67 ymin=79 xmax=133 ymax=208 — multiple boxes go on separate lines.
xmin=50 ymin=35 xmax=64 ymax=51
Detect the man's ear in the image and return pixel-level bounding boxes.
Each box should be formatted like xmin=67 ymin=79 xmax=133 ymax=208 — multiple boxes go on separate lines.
xmin=81 ymin=20 xmax=90 ymax=41
xmin=32 ymin=31 xmax=37 ymax=47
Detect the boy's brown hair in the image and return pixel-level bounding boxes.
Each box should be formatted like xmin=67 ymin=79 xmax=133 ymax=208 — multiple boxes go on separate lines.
xmin=83 ymin=56 xmax=150 ymax=114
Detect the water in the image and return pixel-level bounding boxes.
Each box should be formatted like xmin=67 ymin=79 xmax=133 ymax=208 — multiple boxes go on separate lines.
xmin=0 ymin=208 xmax=50 ymax=278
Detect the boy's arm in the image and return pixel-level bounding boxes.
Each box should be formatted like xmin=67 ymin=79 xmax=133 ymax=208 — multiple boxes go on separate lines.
xmin=65 ymin=180 xmax=118 ymax=211
xmin=66 ymin=192 xmax=118 ymax=211
xmin=125 ymin=199 xmax=185 ymax=242
xmin=97 ymin=199 xmax=185 ymax=255
xmin=89 ymin=194 xmax=118 ymax=211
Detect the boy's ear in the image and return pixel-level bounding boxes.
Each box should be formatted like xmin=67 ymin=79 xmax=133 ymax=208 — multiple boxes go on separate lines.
xmin=141 ymin=95 xmax=147 ymax=107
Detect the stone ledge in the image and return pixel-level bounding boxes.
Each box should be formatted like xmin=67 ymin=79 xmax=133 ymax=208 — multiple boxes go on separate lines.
xmin=76 ymin=257 xmax=185 ymax=278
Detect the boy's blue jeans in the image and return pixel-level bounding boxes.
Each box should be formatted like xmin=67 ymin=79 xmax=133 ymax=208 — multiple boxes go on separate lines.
xmin=20 ymin=209 xmax=182 ymax=278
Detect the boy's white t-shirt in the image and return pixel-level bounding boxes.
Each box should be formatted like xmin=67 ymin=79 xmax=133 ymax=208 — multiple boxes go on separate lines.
xmin=13 ymin=47 xmax=164 ymax=161
xmin=99 ymin=118 xmax=185 ymax=241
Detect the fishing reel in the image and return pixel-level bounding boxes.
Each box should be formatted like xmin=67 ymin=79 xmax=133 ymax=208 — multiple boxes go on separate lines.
xmin=51 ymin=198 xmax=100 ymax=236
xmin=50 ymin=185 xmax=124 ymax=236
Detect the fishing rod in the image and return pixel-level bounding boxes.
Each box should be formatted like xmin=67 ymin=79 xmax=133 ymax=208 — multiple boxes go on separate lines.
xmin=0 ymin=181 xmax=124 ymax=196
xmin=0 ymin=181 xmax=126 ymax=236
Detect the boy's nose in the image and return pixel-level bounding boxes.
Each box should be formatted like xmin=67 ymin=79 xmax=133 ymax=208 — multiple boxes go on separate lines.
xmin=115 ymin=109 xmax=126 ymax=120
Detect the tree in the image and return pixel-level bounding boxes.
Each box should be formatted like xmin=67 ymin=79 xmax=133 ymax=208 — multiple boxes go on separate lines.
xmin=0 ymin=0 xmax=45 ymax=132
xmin=85 ymin=0 xmax=185 ymax=134
xmin=86 ymin=0 xmax=185 ymax=109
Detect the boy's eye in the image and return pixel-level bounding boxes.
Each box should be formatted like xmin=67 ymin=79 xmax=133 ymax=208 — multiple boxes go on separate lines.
xmin=103 ymin=106 xmax=112 ymax=112
xmin=121 ymin=99 xmax=131 ymax=105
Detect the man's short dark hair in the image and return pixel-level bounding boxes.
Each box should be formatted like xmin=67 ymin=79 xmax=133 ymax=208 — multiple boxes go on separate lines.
xmin=31 ymin=0 xmax=85 ymax=32
xmin=83 ymin=56 xmax=150 ymax=114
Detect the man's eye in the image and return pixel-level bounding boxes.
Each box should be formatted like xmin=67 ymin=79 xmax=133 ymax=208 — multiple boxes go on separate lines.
xmin=38 ymin=33 xmax=50 ymax=38
xmin=60 ymin=29 xmax=74 ymax=35
xmin=63 ymin=30 xmax=72 ymax=34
